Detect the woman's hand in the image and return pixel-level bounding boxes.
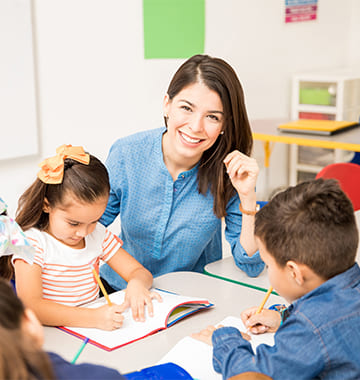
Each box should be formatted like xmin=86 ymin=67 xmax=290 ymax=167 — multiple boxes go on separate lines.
xmin=223 ymin=151 xmax=259 ymax=198
xmin=241 ymin=306 xmax=281 ymax=334
xmin=122 ymin=279 xmax=162 ymax=322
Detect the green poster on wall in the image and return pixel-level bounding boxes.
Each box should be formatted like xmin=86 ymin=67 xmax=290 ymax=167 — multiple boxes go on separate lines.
xmin=143 ymin=0 xmax=205 ymax=59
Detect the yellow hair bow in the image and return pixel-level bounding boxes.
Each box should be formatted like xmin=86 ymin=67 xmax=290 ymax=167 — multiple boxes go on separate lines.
xmin=37 ymin=144 xmax=90 ymax=184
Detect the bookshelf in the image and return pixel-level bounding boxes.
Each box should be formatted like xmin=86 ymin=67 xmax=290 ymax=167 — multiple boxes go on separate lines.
xmin=289 ymin=68 xmax=360 ymax=185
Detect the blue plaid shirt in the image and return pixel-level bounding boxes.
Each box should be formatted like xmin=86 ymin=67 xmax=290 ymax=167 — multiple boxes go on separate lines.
xmin=100 ymin=128 xmax=264 ymax=290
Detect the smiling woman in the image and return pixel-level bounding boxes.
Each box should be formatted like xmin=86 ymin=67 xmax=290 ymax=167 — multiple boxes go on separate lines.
xmin=100 ymin=54 xmax=265 ymax=292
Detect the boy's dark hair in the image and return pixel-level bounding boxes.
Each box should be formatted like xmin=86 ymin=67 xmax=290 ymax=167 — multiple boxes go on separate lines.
xmin=16 ymin=154 xmax=110 ymax=231
xmin=255 ymin=178 xmax=358 ymax=279
xmin=0 ymin=279 xmax=55 ymax=379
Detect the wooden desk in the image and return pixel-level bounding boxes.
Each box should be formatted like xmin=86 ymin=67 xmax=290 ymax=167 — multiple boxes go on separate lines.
xmin=251 ymin=118 xmax=360 ymax=190
xmin=43 ymin=272 xmax=285 ymax=374
xmin=252 ymin=118 xmax=360 ymax=153
xmin=205 ymin=211 xmax=360 ymax=291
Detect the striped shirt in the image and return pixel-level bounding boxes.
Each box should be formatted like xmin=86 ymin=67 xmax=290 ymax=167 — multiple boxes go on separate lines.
xmin=14 ymin=223 xmax=122 ymax=306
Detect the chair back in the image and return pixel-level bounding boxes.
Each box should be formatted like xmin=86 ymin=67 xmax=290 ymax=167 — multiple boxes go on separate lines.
xmin=315 ymin=163 xmax=360 ymax=211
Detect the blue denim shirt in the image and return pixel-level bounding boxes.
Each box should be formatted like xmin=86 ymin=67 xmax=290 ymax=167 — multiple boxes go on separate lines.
xmin=212 ymin=263 xmax=360 ymax=380
xmin=100 ymin=128 xmax=264 ymax=290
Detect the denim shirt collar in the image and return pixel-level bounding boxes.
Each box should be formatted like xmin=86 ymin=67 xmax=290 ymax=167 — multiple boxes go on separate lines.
xmin=289 ymin=262 xmax=360 ymax=314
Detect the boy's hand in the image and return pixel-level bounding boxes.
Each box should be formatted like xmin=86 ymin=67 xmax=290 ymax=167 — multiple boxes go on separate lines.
xmin=191 ymin=325 xmax=218 ymax=345
xmin=241 ymin=307 xmax=281 ymax=334
xmin=121 ymin=280 xmax=162 ymax=322
xmin=192 ymin=325 xmax=251 ymax=346
xmin=93 ymin=304 xmax=124 ymax=331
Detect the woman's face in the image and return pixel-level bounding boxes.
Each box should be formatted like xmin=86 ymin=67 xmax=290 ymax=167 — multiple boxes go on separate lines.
xmin=163 ymin=82 xmax=224 ymax=164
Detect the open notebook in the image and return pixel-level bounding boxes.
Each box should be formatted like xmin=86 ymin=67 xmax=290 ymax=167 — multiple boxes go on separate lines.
xmin=277 ymin=119 xmax=359 ymax=136
xmin=59 ymin=288 xmax=213 ymax=351
xmin=157 ymin=316 xmax=275 ymax=380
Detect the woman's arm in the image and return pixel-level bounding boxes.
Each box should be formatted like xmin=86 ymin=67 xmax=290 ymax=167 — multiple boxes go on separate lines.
xmin=224 ymin=150 xmax=259 ymax=255
xmin=14 ymin=260 xmax=124 ymax=330
xmin=107 ymin=248 xmax=162 ymax=321
xmin=223 ymin=151 xmax=265 ymax=277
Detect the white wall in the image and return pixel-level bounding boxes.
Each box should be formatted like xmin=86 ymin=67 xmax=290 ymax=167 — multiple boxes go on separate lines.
xmin=1 ymin=0 xmax=360 ymax=215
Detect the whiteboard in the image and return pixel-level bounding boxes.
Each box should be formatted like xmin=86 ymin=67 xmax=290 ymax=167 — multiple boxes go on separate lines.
xmin=0 ymin=0 xmax=38 ymax=160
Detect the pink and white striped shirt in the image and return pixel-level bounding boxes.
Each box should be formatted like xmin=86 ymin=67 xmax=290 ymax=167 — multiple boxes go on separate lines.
xmin=13 ymin=223 xmax=122 ymax=306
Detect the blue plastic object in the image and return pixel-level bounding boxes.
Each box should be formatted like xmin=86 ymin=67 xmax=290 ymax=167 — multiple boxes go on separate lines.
xmin=124 ymin=362 xmax=193 ymax=380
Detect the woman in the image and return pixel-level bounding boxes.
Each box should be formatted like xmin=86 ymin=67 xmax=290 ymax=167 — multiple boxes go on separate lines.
xmin=100 ymin=54 xmax=264 ymax=291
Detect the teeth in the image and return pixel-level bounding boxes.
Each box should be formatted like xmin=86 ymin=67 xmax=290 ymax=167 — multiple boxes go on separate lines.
xmin=181 ymin=132 xmax=201 ymax=143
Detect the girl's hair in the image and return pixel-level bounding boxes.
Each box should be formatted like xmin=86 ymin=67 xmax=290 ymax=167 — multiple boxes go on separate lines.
xmin=166 ymin=54 xmax=253 ymax=218
xmin=0 ymin=208 xmax=14 ymax=280
xmin=16 ymin=154 xmax=110 ymax=231
xmin=0 ymin=279 xmax=55 ymax=380
xmin=0 ymin=256 xmax=13 ymax=280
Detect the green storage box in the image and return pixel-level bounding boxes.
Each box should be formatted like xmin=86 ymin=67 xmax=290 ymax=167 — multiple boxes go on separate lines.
xmin=299 ymin=88 xmax=332 ymax=105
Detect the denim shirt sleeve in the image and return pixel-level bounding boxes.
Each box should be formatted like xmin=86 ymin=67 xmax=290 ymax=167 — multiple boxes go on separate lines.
xmin=212 ymin=317 xmax=326 ymax=379
xmin=100 ymin=140 xmax=123 ymax=227
xmin=224 ymin=194 xmax=265 ymax=277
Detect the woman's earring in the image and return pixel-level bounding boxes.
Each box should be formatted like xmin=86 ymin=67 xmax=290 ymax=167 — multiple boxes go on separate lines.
xmin=220 ymin=131 xmax=224 ymax=135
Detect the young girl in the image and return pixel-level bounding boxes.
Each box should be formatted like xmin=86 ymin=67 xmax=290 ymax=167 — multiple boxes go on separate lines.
xmin=14 ymin=145 xmax=161 ymax=331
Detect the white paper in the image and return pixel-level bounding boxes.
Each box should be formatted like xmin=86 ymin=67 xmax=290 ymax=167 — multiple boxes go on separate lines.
xmin=62 ymin=289 xmax=211 ymax=350
xmin=157 ymin=315 xmax=275 ymax=380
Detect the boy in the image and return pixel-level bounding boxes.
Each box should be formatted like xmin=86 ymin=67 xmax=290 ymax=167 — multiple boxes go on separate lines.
xmin=193 ymin=178 xmax=360 ymax=379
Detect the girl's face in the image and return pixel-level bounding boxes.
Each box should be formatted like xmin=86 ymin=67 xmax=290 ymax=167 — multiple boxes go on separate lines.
xmin=43 ymin=193 xmax=108 ymax=249
xmin=163 ymin=82 xmax=224 ymax=165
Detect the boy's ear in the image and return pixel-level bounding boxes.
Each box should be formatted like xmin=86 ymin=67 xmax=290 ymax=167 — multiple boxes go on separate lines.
xmin=43 ymin=198 xmax=50 ymax=213
xmin=286 ymin=260 xmax=305 ymax=286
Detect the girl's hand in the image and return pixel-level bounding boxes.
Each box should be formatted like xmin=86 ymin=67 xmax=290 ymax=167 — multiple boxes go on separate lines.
xmin=93 ymin=303 xmax=124 ymax=331
xmin=241 ymin=306 xmax=281 ymax=334
xmin=223 ymin=151 xmax=259 ymax=198
xmin=121 ymin=280 xmax=162 ymax=322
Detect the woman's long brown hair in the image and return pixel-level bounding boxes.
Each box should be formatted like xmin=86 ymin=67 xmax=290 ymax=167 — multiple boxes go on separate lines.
xmin=166 ymin=54 xmax=253 ymax=218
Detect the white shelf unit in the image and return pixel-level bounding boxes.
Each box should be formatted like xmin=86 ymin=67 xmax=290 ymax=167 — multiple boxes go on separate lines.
xmin=289 ymin=68 xmax=360 ymax=185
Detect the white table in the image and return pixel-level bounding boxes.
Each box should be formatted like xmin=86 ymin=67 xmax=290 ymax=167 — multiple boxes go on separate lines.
xmin=204 ymin=257 xmax=271 ymax=293
xmin=43 ymin=272 xmax=285 ymax=374
xmin=204 ymin=211 xmax=360 ymax=292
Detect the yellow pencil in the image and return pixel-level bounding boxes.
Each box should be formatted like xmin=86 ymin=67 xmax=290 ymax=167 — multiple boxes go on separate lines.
xmin=91 ymin=266 xmax=112 ymax=306
xmin=255 ymin=286 xmax=273 ymax=314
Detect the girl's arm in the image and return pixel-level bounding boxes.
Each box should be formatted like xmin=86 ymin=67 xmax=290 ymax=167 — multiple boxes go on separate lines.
xmin=107 ymin=248 xmax=162 ymax=322
xmin=14 ymin=260 xmax=124 ymax=330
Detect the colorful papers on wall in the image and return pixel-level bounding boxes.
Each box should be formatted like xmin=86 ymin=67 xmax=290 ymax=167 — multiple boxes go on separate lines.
xmin=285 ymin=0 xmax=318 ymax=23
xmin=143 ymin=0 xmax=205 ymax=59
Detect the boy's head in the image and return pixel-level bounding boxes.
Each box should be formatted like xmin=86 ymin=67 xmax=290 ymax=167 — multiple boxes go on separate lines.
xmin=255 ymin=179 xmax=358 ymax=299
